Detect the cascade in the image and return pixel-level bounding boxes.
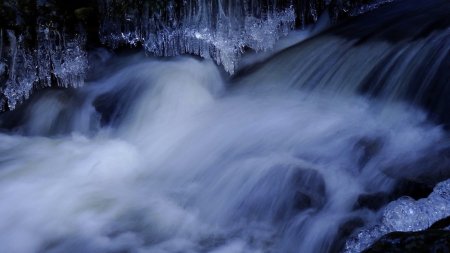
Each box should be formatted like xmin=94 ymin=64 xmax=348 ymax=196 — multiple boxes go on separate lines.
xmin=0 ymin=1 xmax=449 ymax=253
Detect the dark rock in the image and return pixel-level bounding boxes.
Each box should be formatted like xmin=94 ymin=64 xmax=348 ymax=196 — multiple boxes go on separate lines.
xmin=392 ymin=180 xmax=434 ymax=201
xmin=354 ymin=180 xmax=434 ymax=211
xmin=354 ymin=137 xmax=383 ymax=169
xmin=332 ymin=217 xmax=366 ymax=252
xmin=430 ymin=216 xmax=450 ymax=230
xmin=354 ymin=192 xmax=390 ymax=210
xmin=363 ymin=230 xmax=450 ymax=253
xmin=383 ymin=144 xmax=450 ymax=189
xmin=234 ymin=165 xmax=328 ymax=223
xmin=292 ymin=168 xmax=327 ymax=210
xmin=364 ymin=217 xmax=450 ymax=253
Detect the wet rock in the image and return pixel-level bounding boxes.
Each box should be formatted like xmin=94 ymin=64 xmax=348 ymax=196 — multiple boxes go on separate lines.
xmin=354 ymin=137 xmax=383 ymax=168
xmin=363 ymin=230 xmax=450 ymax=253
xmin=354 ymin=192 xmax=390 ymax=210
xmin=237 ymin=165 xmax=328 ymax=223
xmin=353 ymin=180 xmax=434 ymax=212
xmin=333 ymin=217 xmax=366 ymax=252
xmin=392 ymin=180 xmax=434 ymax=200
xmin=345 ymin=180 xmax=450 ymax=253
xmin=292 ymin=168 xmax=327 ymax=210
xmin=383 ymin=144 xmax=450 ymax=188
xmin=430 ymin=216 xmax=450 ymax=230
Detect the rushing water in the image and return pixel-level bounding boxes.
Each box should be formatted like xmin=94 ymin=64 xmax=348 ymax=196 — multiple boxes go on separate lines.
xmin=0 ymin=1 xmax=449 ymax=253
xmin=0 ymin=56 xmax=447 ymax=253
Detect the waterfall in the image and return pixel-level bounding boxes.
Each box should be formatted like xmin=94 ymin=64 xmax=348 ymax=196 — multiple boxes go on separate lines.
xmin=234 ymin=0 xmax=450 ymax=125
xmin=0 ymin=0 xmax=449 ymax=253
xmin=0 ymin=55 xmax=448 ymax=253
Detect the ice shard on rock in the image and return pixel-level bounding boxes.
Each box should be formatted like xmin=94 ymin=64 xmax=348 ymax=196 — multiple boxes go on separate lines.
xmin=344 ymin=179 xmax=450 ymax=253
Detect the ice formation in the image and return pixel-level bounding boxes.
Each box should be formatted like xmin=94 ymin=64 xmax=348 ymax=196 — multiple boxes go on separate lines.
xmin=344 ymin=179 xmax=450 ymax=253
xmin=0 ymin=0 xmax=299 ymax=109
xmin=0 ymin=0 xmax=396 ymax=110
xmin=98 ymin=0 xmax=296 ymax=74
xmin=0 ymin=28 xmax=88 ymax=110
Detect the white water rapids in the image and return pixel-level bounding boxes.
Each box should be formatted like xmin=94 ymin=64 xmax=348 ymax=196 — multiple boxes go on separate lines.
xmin=0 ymin=57 xmax=447 ymax=253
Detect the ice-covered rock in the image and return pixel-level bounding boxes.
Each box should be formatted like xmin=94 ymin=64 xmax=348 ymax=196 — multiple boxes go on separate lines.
xmin=344 ymin=179 xmax=450 ymax=253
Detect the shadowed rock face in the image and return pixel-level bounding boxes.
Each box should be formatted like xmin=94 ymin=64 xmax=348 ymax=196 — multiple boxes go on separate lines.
xmin=364 ymin=229 xmax=450 ymax=253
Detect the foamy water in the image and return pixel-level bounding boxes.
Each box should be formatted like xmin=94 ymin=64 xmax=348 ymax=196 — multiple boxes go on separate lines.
xmin=0 ymin=57 xmax=446 ymax=253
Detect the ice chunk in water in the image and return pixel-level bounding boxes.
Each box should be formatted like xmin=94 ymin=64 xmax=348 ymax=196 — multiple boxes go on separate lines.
xmin=345 ymin=179 xmax=450 ymax=253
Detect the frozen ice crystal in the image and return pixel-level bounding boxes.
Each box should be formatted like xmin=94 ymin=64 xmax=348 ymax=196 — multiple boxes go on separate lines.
xmin=1 ymin=28 xmax=88 ymax=110
xmin=344 ymin=179 xmax=450 ymax=253
xmin=3 ymin=31 xmax=37 ymax=110
xmin=54 ymin=35 xmax=88 ymax=88
xmin=382 ymin=196 xmax=430 ymax=231
xmin=98 ymin=0 xmax=296 ymax=74
xmin=431 ymin=179 xmax=450 ymax=201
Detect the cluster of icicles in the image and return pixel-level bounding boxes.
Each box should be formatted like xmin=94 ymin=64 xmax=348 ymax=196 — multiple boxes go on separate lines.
xmin=0 ymin=29 xmax=87 ymax=110
xmin=0 ymin=0 xmax=397 ymax=110
xmin=0 ymin=0 xmax=298 ymax=110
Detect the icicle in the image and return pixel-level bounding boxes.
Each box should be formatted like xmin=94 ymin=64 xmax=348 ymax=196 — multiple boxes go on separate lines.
xmin=58 ymin=34 xmax=88 ymax=88
xmin=0 ymin=29 xmax=5 ymax=80
xmin=4 ymin=31 xmax=37 ymax=110
xmin=98 ymin=0 xmax=297 ymax=74
xmin=0 ymin=29 xmax=3 ymax=60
